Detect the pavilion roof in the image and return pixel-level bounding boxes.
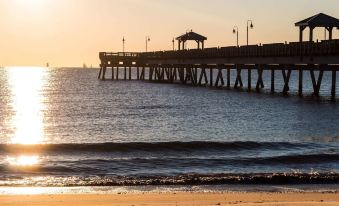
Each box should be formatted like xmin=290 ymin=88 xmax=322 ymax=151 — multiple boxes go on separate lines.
xmin=295 ymin=13 xmax=339 ymax=28
xmin=176 ymin=31 xmax=207 ymax=41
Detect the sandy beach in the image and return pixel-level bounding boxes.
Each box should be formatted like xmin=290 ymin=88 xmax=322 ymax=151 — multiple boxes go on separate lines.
xmin=0 ymin=192 xmax=338 ymax=206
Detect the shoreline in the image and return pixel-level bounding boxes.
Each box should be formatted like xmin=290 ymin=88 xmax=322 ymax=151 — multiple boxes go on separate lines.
xmin=0 ymin=184 xmax=338 ymax=195
xmin=0 ymin=191 xmax=338 ymax=206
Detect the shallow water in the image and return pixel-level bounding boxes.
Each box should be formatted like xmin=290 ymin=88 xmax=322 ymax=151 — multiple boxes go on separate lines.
xmin=0 ymin=67 xmax=338 ymax=187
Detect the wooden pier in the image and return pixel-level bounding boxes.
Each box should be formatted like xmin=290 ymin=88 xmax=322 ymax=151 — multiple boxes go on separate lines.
xmin=98 ymin=13 xmax=339 ymax=100
xmin=98 ymin=40 xmax=339 ymax=99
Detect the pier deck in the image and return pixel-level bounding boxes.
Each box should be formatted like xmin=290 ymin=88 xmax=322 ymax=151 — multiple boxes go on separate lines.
xmin=98 ymin=40 xmax=339 ymax=99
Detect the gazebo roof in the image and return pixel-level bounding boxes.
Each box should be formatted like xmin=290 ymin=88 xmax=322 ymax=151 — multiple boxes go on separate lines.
xmin=176 ymin=31 xmax=207 ymax=41
xmin=295 ymin=13 xmax=339 ymax=28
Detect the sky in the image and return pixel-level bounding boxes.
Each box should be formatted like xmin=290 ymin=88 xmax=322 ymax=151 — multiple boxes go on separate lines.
xmin=0 ymin=0 xmax=338 ymax=67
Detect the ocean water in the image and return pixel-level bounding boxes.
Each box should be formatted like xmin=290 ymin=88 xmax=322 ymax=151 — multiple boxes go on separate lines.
xmin=0 ymin=67 xmax=338 ymax=188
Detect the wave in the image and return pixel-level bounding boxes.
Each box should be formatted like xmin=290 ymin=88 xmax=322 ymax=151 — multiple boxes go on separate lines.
xmin=59 ymin=153 xmax=339 ymax=166
xmin=0 ymin=153 xmax=337 ymax=176
xmin=254 ymin=153 xmax=339 ymax=164
xmin=1 ymin=142 xmax=337 ymax=177
xmin=0 ymin=141 xmax=326 ymax=154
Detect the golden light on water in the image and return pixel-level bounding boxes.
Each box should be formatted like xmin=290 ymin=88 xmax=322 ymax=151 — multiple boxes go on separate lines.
xmin=6 ymin=67 xmax=48 ymax=167
xmin=6 ymin=155 xmax=40 ymax=167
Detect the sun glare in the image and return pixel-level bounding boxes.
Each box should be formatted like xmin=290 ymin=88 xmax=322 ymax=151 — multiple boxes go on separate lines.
xmin=14 ymin=0 xmax=47 ymax=10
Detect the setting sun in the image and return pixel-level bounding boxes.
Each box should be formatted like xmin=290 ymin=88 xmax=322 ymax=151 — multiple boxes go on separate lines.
xmin=13 ymin=0 xmax=47 ymax=10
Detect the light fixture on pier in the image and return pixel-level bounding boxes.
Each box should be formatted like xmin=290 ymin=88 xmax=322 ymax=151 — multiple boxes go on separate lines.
xmin=172 ymin=38 xmax=175 ymax=51
xmin=233 ymin=26 xmax=239 ymax=47
xmin=146 ymin=36 xmax=151 ymax=52
xmin=247 ymin=20 xmax=254 ymax=46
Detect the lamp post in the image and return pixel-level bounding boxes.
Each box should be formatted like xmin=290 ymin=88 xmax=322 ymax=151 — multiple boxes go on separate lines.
xmin=145 ymin=36 xmax=150 ymax=52
xmin=233 ymin=26 xmax=239 ymax=47
xmin=247 ymin=20 xmax=254 ymax=46
xmin=122 ymin=37 xmax=125 ymax=53
xmin=172 ymin=38 xmax=175 ymax=51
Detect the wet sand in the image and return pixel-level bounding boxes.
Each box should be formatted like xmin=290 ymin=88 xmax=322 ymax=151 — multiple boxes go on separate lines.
xmin=0 ymin=191 xmax=338 ymax=206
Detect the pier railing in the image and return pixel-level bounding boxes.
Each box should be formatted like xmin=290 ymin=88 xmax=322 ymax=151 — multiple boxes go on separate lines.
xmin=100 ymin=40 xmax=339 ymax=61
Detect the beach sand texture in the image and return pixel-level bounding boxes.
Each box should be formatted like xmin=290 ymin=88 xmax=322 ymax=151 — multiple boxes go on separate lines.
xmin=0 ymin=192 xmax=338 ymax=206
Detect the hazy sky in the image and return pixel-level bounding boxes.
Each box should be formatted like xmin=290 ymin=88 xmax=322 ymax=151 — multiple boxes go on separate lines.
xmin=0 ymin=0 xmax=338 ymax=67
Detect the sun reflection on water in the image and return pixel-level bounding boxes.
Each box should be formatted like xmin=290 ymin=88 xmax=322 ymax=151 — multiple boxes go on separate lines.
xmin=7 ymin=67 xmax=48 ymax=167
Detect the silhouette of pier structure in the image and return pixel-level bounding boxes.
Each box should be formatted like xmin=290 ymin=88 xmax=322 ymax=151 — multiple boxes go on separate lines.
xmin=98 ymin=13 xmax=339 ymax=100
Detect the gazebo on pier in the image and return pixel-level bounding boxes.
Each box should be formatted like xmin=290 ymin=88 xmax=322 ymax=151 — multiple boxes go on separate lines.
xmin=176 ymin=31 xmax=207 ymax=50
xmin=295 ymin=13 xmax=339 ymax=42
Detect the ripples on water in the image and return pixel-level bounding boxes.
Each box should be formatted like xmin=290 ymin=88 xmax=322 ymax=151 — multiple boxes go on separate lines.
xmin=0 ymin=67 xmax=338 ymax=187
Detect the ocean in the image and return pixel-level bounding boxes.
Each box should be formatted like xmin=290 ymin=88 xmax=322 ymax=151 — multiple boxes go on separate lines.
xmin=0 ymin=67 xmax=338 ymax=190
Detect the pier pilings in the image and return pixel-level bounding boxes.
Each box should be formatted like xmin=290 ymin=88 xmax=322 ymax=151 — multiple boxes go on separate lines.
xmin=98 ymin=63 xmax=338 ymax=100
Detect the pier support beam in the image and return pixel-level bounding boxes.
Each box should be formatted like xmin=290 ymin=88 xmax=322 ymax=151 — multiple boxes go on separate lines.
xmin=155 ymin=67 xmax=158 ymax=81
xmin=168 ymin=67 xmax=172 ymax=82
xmin=168 ymin=67 xmax=173 ymax=82
xmin=157 ymin=67 xmax=162 ymax=81
xmin=194 ymin=67 xmax=198 ymax=85
xmin=234 ymin=65 xmax=243 ymax=89
xmin=169 ymin=67 xmax=173 ymax=81
xmin=149 ymin=66 xmax=154 ymax=81
xmin=164 ymin=68 xmax=168 ymax=80
xmin=271 ymin=69 xmax=275 ymax=94
xmin=154 ymin=67 xmax=158 ymax=81
xmin=98 ymin=67 xmax=103 ymax=79
xmin=179 ymin=67 xmax=185 ymax=83
xmin=199 ymin=65 xmax=208 ymax=86
xmin=210 ymin=67 xmax=213 ymax=87
xmin=310 ymin=68 xmax=324 ymax=97
xmin=215 ymin=65 xmax=225 ymax=88
xmin=282 ymin=68 xmax=292 ymax=95
xmin=227 ymin=67 xmax=231 ymax=88
xmin=124 ymin=67 xmax=127 ymax=80
xmin=332 ymin=70 xmax=336 ymax=99
xmin=160 ymin=67 xmax=165 ymax=81
xmin=248 ymin=67 xmax=252 ymax=91
xmin=156 ymin=67 xmax=161 ymax=81
xmin=298 ymin=69 xmax=303 ymax=96
xmin=129 ymin=67 xmax=132 ymax=80
xmin=184 ymin=66 xmax=194 ymax=85
xmin=171 ymin=67 xmax=177 ymax=82
xmin=256 ymin=65 xmax=264 ymax=92
xmin=112 ymin=67 xmax=115 ymax=80
xmin=102 ymin=66 xmax=107 ymax=80
xmin=174 ymin=67 xmax=178 ymax=81
xmin=167 ymin=68 xmax=171 ymax=81
xmin=140 ymin=67 xmax=145 ymax=80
